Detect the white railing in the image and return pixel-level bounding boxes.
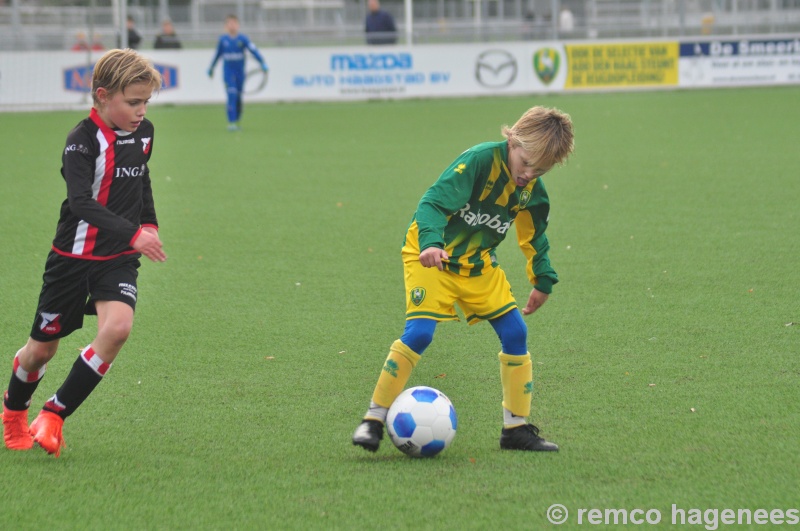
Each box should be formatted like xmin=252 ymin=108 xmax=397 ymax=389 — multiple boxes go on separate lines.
xmin=1 ymin=0 xmax=799 ymax=50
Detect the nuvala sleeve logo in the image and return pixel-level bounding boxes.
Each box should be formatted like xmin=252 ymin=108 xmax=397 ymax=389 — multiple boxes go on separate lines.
xmin=457 ymin=203 xmax=511 ymax=234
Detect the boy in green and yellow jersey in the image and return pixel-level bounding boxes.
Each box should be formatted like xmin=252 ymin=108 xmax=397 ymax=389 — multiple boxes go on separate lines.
xmin=353 ymin=106 xmax=574 ymax=453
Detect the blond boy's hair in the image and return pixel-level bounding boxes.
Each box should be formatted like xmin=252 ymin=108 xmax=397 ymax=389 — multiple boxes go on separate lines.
xmin=92 ymin=49 xmax=162 ymax=105
xmin=502 ymin=106 xmax=575 ymax=167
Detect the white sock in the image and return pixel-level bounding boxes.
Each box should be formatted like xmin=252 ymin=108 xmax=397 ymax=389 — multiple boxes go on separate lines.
xmin=364 ymin=401 xmax=388 ymax=423
xmin=503 ymin=407 xmax=526 ymax=428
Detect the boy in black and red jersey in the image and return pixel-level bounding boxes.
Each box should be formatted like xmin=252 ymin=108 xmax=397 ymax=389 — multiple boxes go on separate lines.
xmin=1 ymin=49 xmax=167 ymax=457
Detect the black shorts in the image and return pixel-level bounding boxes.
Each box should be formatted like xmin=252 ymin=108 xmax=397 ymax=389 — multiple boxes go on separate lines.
xmin=30 ymin=251 xmax=141 ymax=342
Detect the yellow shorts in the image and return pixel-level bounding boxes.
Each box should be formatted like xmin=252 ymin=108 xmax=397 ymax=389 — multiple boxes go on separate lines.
xmin=404 ymin=259 xmax=518 ymax=325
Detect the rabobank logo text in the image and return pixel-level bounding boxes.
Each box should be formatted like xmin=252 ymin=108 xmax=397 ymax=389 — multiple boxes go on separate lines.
xmin=331 ymin=53 xmax=413 ymax=71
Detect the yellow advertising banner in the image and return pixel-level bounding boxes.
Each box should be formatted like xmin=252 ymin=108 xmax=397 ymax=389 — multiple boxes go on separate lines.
xmin=565 ymin=42 xmax=679 ymax=89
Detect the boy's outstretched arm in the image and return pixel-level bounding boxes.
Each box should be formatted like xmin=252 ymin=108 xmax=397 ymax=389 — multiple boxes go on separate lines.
xmin=208 ymin=39 xmax=223 ymax=77
xmin=522 ymin=288 xmax=548 ymax=315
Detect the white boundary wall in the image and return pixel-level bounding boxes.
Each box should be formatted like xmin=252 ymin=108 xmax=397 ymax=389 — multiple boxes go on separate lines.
xmin=1 ymin=35 xmax=798 ymax=111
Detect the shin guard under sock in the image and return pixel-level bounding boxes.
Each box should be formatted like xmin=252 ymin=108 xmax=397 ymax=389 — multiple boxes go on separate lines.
xmin=370 ymin=340 xmax=421 ymax=410
xmin=499 ymin=352 xmax=532 ymax=425
xmin=4 ymin=350 xmax=46 ymax=411
xmin=43 ymin=346 xmax=109 ymax=419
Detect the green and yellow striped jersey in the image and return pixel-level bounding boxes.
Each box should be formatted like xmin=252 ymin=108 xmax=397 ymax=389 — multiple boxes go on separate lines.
xmin=402 ymin=140 xmax=558 ymax=294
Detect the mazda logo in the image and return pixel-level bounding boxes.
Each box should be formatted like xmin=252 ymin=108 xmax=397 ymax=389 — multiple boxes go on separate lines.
xmin=475 ymin=50 xmax=517 ymax=88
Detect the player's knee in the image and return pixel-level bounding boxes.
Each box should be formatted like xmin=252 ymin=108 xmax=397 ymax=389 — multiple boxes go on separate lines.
xmin=400 ymin=318 xmax=437 ymax=355
xmin=491 ymin=309 xmax=528 ymax=355
xmin=24 ymin=339 xmax=58 ymax=367
xmin=102 ymin=319 xmax=133 ymax=346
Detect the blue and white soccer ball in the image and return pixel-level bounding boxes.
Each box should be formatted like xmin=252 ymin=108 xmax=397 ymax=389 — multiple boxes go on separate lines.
xmin=387 ymin=386 xmax=457 ymax=457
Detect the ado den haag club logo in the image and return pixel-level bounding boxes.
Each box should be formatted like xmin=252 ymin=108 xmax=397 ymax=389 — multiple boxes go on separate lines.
xmin=410 ymin=287 xmax=426 ymax=306
xmin=518 ymin=189 xmax=532 ymax=209
xmin=533 ymin=47 xmax=560 ymax=85
xmin=475 ymin=50 xmax=518 ymax=88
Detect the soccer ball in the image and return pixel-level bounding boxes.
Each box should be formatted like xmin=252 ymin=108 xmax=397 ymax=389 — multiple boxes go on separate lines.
xmin=387 ymin=386 xmax=457 ymax=457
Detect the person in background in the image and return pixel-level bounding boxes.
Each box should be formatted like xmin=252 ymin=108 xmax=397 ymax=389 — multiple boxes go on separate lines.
xmin=91 ymin=33 xmax=105 ymax=51
xmin=559 ymin=7 xmax=575 ymax=34
xmin=70 ymin=31 xmax=90 ymax=51
xmin=207 ymin=14 xmax=268 ymax=131
xmin=154 ymin=19 xmax=182 ymax=49
xmin=365 ymin=0 xmax=397 ymax=45
xmin=118 ymin=15 xmax=142 ymax=50
xmin=71 ymin=31 xmax=104 ymax=52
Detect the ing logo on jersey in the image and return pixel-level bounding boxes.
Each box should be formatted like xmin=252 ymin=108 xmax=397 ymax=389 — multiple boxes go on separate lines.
xmin=39 ymin=313 xmax=62 ymax=335
xmin=524 ymin=381 xmax=533 ymax=394
xmin=454 ymin=163 xmax=467 ymax=174
xmin=410 ymin=287 xmax=426 ymax=306
xmin=141 ymin=137 xmax=152 ymax=154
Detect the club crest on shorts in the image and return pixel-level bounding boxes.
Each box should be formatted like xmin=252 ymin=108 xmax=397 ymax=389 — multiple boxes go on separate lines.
xmin=39 ymin=312 xmax=62 ymax=335
xmin=410 ymin=287 xmax=426 ymax=306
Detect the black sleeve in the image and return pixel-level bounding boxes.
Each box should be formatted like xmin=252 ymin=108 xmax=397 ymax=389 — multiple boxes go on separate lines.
xmin=140 ymin=135 xmax=158 ymax=228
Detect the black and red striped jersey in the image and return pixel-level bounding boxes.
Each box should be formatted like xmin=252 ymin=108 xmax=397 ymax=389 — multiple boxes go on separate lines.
xmin=52 ymin=108 xmax=158 ymax=260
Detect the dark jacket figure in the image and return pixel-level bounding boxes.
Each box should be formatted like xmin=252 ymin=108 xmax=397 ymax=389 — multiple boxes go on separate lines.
xmin=154 ymin=20 xmax=182 ymax=49
xmin=118 ymin=16 xmax=142 ymax=49
xmin=365 ymin=0 xmax=397 ymax=45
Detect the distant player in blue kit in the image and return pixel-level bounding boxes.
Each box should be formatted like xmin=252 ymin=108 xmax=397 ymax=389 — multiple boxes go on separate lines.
xmin=208 ymin=14 xmax=268 ymax=131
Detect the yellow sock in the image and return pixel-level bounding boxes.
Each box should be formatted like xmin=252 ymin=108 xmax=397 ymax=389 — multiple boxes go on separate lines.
xmin=370 ymin=340 xmax=421 ymax=409
xmin=499 ymin=352 xmax=532 ymax=420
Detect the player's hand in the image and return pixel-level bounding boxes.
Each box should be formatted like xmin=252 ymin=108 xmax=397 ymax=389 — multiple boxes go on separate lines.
xmin=132 ymin=228 xmax=167 ymax=263
xmin=522 ymin=288 xmax=548 ymax=315
xmin=141 ymin=226 xmax=159 ymax=238
xmin=207 ymin=68 xmax=213 ymax=78
xmin=419 ymin=247 xmax=449 ymax=271
xmin=261 ymin=65 xmax=268 ymax=73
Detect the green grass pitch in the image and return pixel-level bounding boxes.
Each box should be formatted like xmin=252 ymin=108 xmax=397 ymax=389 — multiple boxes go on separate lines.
xmin=1 ymin=86 xmax=798 ymax=529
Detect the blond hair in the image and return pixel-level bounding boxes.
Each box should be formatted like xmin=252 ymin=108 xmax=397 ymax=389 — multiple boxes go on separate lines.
xmin=502 ymin=106 xmax=574 ymax=167
xmin=92 ymin=48 xmax=162 ymax=105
